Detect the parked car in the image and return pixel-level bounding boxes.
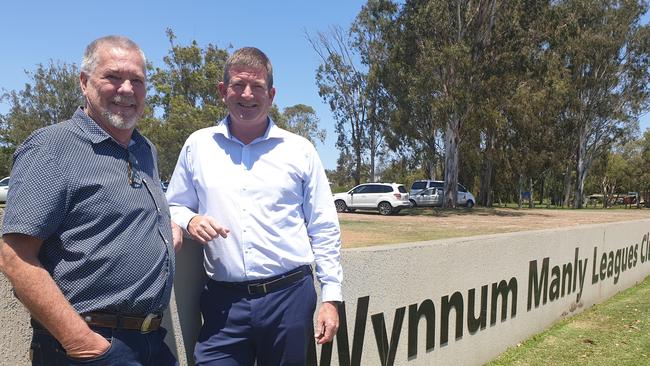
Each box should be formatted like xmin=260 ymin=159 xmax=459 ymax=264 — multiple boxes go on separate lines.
xmin=409 ymin=180 xmax=476 ymax=208
xmin=410 ymin=187 xmax=443 ymax=207
xmin=333 ymin=183 xmax=410 ymax=216
xmin=0 ymin=176 xmax=9 ymax=203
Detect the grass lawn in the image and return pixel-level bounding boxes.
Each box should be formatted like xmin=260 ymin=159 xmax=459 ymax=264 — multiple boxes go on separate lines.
xmin=487 ymin=274 xmax=650 ymax=365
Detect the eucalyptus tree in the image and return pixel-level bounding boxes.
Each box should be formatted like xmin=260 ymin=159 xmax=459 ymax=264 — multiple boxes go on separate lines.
xmin=385 ymin=0 xmax=506 ymax=207
xmin=308 ymin=0 xmax=398 ymax=184
xmin=350 ymin=0 xmax=398 ymax=182
xmin=549 ymin=0 xmax=650 ymax=208
xmin=308 ymin=26 xmax=368 ymax=185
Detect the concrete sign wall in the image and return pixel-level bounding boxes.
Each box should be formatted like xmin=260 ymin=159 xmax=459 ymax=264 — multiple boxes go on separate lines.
xmin=307 ymin=219 xmax=650 ymax=365
xmin=2 ymin=219 xmax=650 ymax=366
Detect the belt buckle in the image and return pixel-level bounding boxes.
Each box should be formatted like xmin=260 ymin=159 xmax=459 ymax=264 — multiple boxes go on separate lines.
xmin=140 ymin=313 xmax=157 ymax=333
xmin=247 ymin=283 xmax=267 ymax=295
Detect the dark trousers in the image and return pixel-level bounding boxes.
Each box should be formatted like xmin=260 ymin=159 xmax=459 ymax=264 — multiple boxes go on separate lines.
xmin=29 ymin=326 xmax=178 ymax=366
xmin=195 ymin=272 xmax=317 ymax=366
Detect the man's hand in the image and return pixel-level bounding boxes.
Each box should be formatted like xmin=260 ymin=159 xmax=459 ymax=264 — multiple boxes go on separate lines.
xmin=0 ymin=233 xmax=110 ymax=359
xmin=314 ymin=301 xmax=340 ymax=344
xmin=187 ymin=215 xmax=230 ymax=245
xmin=63 ymin=329 xmax=110 ymax=359
xmin=171 ymin=221 xmax=183 ymax=253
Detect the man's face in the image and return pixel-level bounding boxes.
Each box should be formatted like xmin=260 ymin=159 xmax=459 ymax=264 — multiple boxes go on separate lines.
xmin=219 ymin=66 xmax=275 ymax=127
xmin=80 ymin=46 xmax=146 ymax=131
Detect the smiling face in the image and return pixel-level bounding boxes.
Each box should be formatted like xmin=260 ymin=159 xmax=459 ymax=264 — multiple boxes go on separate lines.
xmin=80 ymin=46 xmax=146 ymax=132
xmin=219 ymin=65 xmax=275 ymax=129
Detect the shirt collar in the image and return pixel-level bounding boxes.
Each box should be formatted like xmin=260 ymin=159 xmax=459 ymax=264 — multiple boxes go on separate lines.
xmin=72 ymin=107 xmax=146 ymax=148
xmin=216 ymin=115 xmax=284 ymax=144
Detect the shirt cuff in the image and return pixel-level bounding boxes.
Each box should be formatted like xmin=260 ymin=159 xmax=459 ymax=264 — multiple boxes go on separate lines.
xmin=320 ymin=283 xmax=342 ymax=302
xmin=169 ymin=207 xmax=198 ymax=231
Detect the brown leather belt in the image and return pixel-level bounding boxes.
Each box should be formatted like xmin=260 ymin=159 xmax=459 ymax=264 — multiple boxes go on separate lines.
xmin=209 ymin=265 xmax=311 ymax=296
xmin=31 ymin=312 xmax=162 ymax=333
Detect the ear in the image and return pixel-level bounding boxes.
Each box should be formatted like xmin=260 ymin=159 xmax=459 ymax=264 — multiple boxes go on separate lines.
xmin=79 ymin=72 xmax=89 ymax=96
xmin=268 ymin=86 xmax=276 ymax=102
xmin=218 ymin=82 xmax=227 ymax=101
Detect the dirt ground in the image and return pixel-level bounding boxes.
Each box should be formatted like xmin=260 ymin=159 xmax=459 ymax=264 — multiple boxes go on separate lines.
xmin=338 ymin=207 xmax=650 ymax=247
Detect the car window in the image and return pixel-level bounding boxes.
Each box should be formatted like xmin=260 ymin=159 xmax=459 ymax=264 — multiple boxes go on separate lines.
xmin=379 ymin=185 xmax=393 ymax=193
xmin=411 ymin=181 xmax=427 ymax=190
xmin=458 ymin=184 xmax=467 ymax=193
xmin=0 ymin=178 xmax=9 ymax=187
xmin=352 ymin=185 xmax=368 ymax=194
xmin=397 ymin=185 xmax=407 ymax=193
xmin=366 ymin=185 xmax=384 ymax=194
xmin=363 ymin=184 xmax=379 ymax=193
xmin=432 ymin=181 xmax=444 ymax=189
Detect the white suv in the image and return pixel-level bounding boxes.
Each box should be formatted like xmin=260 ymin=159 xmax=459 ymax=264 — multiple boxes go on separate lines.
xmin=333 ymin=183 xmax=411 ymax=216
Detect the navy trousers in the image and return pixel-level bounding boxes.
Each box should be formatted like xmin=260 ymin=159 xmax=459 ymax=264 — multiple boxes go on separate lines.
xmin=195 ymin=272 xmax=317 ymax=366
xmin=29 ymin=326 xmax=178 ymax=366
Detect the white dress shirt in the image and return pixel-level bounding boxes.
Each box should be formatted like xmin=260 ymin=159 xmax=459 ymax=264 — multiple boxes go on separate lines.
xmin=166 ymin=117 xmax=343 ymax=301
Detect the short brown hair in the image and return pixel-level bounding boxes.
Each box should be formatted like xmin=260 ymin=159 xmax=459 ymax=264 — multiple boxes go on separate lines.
xmin=223 ymin=47 xmax=273 ymax=89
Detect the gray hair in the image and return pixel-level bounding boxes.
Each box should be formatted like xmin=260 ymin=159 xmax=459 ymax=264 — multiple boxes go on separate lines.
xmin=224 ymin=47 xmax=273 ymax=89
xmin=81 ymin=35 xmax=146 ymax=75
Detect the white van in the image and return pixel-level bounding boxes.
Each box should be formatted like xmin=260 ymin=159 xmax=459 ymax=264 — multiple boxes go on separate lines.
xmin=409 ymin=180 xmax=476 ymax=208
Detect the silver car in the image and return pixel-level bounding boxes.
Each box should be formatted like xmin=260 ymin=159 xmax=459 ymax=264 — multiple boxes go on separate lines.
xmin=0 ymin=177 xmax=9 ymax=203
xmin=409 ymin=187 xmax=443 ymax=207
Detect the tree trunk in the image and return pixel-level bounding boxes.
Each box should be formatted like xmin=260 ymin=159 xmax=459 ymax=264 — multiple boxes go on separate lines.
xmin=518 ymin=175 xmax=523 ymax=209
xmin=354 ymin=140 xmax=362 ymax=186
xmin=443 ymin=115 xmax=460 ymax=208
xmin=427 ymin=137 xmax=437 ymax=180
xmin=574 ymin=125 xmax=589 ymax=209
xmin=563 ymin=164 xmax=573 ymax=208
xmin=528 ymin=178 xmax=534 ymax=209
xmin=479 ymin=130 xmax=496 ymax=207
xmin=538 ymin=176 xmax=545 ymax=206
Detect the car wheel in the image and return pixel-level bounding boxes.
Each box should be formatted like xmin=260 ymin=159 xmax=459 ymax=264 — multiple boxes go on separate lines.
xmin=378 ymin=201 xmax=393 ymax=216
xmin=466 ymin=200 xmax=475 ymax=208
xmin=409 ymin=199 xmax=416 ymax=208
xmin=335 ymin=200 xmax=347 ymax=213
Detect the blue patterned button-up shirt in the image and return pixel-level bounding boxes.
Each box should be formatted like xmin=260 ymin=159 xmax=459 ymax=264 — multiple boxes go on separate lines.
xmin=2 ymin=108 xmax=174 ymax=315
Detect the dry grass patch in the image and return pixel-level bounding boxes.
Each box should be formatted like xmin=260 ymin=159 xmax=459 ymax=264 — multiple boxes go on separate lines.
xmin=339 ymin=207 xmax=650 ymax=248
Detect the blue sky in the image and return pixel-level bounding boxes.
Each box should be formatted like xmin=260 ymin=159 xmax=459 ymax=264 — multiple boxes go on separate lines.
xmin=0 ymin=1 xmax=648 ymax=170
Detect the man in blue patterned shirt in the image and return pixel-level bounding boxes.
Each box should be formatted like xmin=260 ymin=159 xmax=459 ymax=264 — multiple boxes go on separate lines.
xmin=0 ymin=35 xmax=181 ymax=365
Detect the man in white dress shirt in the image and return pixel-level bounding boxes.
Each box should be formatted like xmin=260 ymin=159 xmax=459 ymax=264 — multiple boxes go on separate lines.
xmin=166 ymin=47 xmax=343 ymax=365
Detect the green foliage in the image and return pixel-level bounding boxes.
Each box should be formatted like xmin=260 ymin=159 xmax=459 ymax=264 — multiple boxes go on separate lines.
xmin=0 ymin=61 xmax=82 ymax=149
xmin=273 ymin=104 xmax=326 ymax=145
xmin=142 ymin=29 xmax=230 ymax=179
